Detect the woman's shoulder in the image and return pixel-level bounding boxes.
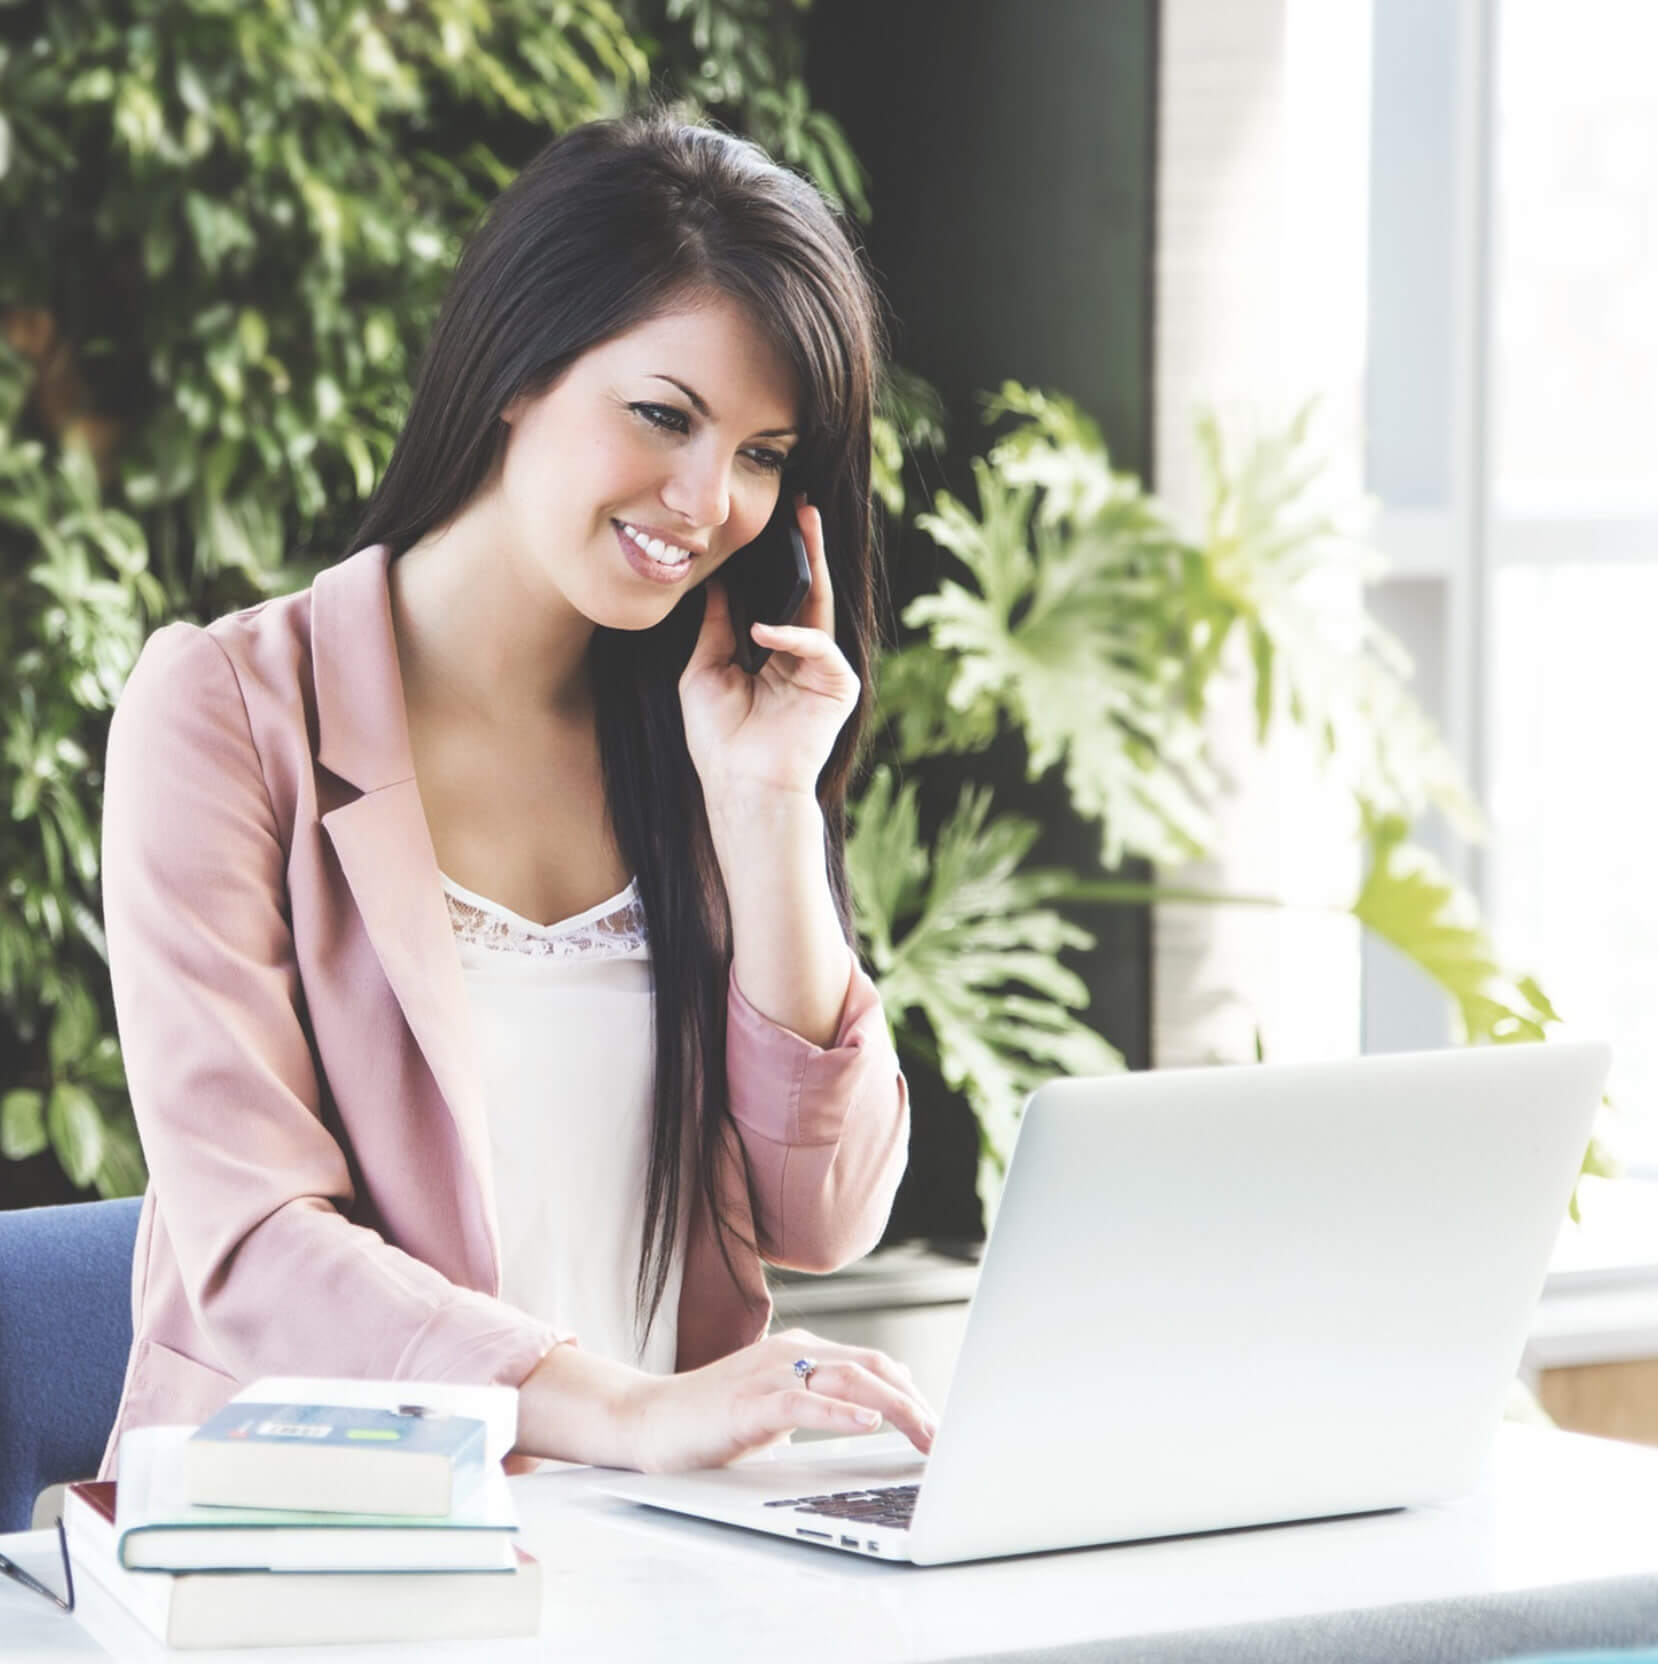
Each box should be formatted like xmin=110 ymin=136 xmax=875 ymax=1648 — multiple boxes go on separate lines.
xmin=114 ymin=567 xmax=334 ymax=784
xmin=114 ymin=544 xmax=396 ymax=801
xmin=125 ymin=583 xmax=316 ymax=716
xmin=126 ymin=542 xmax=394 ymax=715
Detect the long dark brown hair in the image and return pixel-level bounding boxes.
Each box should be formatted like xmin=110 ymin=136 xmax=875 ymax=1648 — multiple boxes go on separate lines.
xmin=351 ymin=108 xmax=888 ymax=1338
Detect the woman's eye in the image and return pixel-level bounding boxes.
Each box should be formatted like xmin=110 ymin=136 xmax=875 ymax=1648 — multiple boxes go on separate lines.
xmin=633 ymin=402 xmax=688 ymax=434
xmin=633 ymin=403 xmax=789 ymax=474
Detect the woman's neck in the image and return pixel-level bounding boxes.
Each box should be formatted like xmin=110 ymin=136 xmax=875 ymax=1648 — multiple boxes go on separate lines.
xmin=387 ymin=494 xmax=597 ymax=727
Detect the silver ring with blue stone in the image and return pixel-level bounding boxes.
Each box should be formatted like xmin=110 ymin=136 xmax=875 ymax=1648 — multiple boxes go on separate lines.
xmin=793 ymin=1356 xmax=818 ymax=1388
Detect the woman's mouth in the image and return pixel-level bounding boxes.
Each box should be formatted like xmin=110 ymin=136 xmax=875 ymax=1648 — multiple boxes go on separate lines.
xmin=613 ymin=520 xmax=695 ymax=584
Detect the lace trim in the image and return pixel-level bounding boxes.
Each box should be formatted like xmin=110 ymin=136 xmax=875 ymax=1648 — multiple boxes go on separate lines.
xmin=441 ymin=874 xmax=648 ymax=959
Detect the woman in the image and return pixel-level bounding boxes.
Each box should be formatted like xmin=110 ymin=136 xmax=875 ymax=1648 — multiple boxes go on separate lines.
xmin=96 ymin=108 xmax=934 ymax=1478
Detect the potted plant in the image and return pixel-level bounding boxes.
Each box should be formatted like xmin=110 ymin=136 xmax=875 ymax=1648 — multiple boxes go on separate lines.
xmin=849 ymin=384 xmax=1603 ymax=1226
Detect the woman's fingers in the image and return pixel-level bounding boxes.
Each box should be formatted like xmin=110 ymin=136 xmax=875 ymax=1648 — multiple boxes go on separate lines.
xmin=766 ymin=1330 xmax=938 ymax=1451
xmin=681 ymin=574 xmax=737 ymax=682
xmin=774 ymin=1330 xmax=936 ymax=1418
xmin=796 ymin=1360 xmax=936 ymax=1452
xmin=792 ymin=495 xmax=835 ymax=636
xmin=847 ymin=1347 xmax=933 ymax=1421
xmin=748 ymin=620 xmax=850 ymax=671
xmin=734 ymin=1386 xmax=884 ymax=1447
xmin=629 ymin=1328 xmax=938 ymax=1471
xmin=747 ymin=622 xmax=859 ymax=700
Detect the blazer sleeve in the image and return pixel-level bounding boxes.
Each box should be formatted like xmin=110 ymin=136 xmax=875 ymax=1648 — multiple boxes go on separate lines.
xmin=723 ymin=950 xmax=910 ymax=1273
xmin=101 ymin=623 xmax=561 ymax=1389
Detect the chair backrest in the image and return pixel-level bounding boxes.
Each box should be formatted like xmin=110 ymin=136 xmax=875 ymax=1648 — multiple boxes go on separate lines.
xmin=0 ymin=1196 xmax=142 ymax=1532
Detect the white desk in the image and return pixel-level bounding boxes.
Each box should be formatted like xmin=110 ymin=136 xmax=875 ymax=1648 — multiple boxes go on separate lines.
xmin=6 ymin=1425 xmax=1658 ymax=1664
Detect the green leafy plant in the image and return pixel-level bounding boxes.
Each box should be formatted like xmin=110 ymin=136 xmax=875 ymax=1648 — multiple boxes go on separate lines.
xmin=849 ymin=765 xmax=1123 ymax=1176
xmin=626 ymin=0 xmax=872 ymax=220
xmin=0 ymin=0 xmax=871 ymax=1197
xmin=0 ymin=340 xmax=160 ymax=1193
xmin=853 ymin=384 xmax=1596 ymax=1206
xmin=2 ymin=0 xmax=657 ymax=607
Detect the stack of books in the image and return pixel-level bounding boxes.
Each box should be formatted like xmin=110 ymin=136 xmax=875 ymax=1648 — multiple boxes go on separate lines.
xmin=64 ymin=1378 xmax=541 ymax=1649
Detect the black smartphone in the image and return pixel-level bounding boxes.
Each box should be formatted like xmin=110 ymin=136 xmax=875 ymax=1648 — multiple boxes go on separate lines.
xmin=720 ymin=492 xmax=812 ymax=674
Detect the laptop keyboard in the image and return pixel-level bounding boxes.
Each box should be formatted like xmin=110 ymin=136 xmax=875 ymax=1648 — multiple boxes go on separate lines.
xmin=763 ymin=1484 xmax=919 ymax=1531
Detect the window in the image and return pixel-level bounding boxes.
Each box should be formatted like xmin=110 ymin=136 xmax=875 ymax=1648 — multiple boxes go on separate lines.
xmin=1486 ymin=0 xmax=1658 ymax=1167
xmin=1492 ymin=1 xmax=1658 ymax=516
xmin=1366 ymin=0 xmax=1658 ymax=1164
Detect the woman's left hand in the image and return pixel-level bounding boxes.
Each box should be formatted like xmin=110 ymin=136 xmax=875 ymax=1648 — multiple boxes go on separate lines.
xmin=679 ymin=494 xmax=860 ymax=808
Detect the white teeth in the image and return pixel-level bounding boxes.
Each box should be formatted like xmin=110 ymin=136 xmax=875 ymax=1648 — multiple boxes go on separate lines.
xmin=621 ymin=522 xmax=691 ymax=565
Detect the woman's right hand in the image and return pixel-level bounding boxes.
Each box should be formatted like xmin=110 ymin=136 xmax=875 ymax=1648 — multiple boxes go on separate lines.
xmin=628 ymin=1327 xmax=938 ymax=1473
xmin=514 ymin=1326 xmax=937 ymax=1474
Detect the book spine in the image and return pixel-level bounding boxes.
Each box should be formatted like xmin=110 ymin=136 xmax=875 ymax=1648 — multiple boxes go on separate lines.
xmin=64 ymin=1490 xmax=172 ymax=1645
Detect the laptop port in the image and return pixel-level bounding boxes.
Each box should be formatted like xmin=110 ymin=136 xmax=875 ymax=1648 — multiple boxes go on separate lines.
xmin=796 ymin=1528 xmax=832 ymax=1541
xmin=840 ymin=1535 xmax=859 ymax=1549
xmin=867 ymin=1540 xmax=880 ymax=1552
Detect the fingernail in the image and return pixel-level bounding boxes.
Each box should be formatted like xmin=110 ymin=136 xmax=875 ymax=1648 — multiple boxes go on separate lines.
xmin=857 ymin=1408 xmax=881 ymax=1428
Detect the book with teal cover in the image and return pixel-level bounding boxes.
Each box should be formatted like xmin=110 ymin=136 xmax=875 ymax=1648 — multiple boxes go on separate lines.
xmin=185 ymin=1403 xmax=488 ymax=1517
xmin=119 ymin=1425 xmax=517 ymax=1571
xmin=70 ymin=1475 xmax=542 ymax=1646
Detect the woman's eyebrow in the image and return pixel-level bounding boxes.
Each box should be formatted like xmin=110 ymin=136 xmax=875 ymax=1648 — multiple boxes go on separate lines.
xmin=647 ymin=374 xmax=799 ymax=438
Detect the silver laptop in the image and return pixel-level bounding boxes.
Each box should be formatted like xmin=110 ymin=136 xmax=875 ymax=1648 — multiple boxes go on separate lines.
xmin=600 ymin=1041 xmax=1609 ymax=1565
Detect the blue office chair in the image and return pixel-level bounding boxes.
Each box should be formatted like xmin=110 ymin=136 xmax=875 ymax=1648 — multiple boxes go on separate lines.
xmin=0 ymin=1196 xmax=142 ymax=1533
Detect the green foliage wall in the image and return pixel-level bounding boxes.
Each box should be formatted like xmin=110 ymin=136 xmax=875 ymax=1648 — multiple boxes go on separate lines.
xmin=0 ymin=0 xmax=875 ymax=1195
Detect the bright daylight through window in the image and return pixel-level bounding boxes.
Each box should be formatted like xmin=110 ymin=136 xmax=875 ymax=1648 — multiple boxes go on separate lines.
xmin=1487 ymin=0 xmax=1658 ymax=1168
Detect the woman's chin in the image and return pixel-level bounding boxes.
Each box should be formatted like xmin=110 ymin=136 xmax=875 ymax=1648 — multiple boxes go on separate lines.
xmin=584 ymin=586 xmax=694 ymax=635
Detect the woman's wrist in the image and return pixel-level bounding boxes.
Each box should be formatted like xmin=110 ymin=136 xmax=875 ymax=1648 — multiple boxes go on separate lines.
xmin=707 ymin=792 xmax=851 ymax=1050
xmin=514 ymin=1339 xmax=656 ymax=1469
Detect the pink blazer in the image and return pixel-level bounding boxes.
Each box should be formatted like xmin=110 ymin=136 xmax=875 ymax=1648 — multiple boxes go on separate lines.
xmin=96 ymin=543 xmax=909 ymax=1477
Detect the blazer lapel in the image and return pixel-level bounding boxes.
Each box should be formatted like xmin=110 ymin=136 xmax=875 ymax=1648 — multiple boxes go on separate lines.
xmin=309 ymin=545 xmax=502 ymax=1284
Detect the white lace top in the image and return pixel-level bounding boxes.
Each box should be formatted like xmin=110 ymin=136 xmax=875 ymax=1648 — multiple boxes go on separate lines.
xmin=441 ymin=870 xmax=682 ymax=1375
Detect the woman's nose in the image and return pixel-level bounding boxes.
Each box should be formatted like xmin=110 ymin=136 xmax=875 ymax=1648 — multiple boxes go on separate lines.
xmin=660 ymin=449 xmax=731 ymax=531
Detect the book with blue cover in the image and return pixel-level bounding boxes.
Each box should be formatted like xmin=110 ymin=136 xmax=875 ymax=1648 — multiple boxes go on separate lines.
xmin=185 ymin=1400 xmax=488 ymax=1517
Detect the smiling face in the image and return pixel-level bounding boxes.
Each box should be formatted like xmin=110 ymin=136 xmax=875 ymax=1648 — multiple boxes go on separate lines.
xmin=490 ymin=291 xmax=802 ymax=631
